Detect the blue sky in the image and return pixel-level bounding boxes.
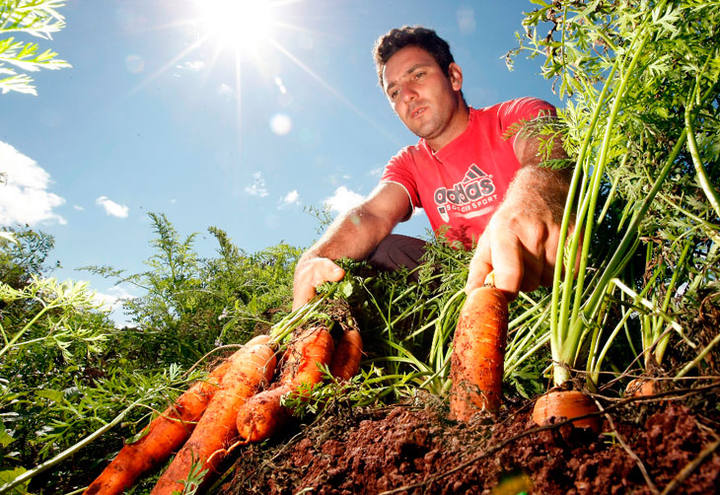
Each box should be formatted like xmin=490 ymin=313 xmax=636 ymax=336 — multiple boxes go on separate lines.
xmin=0 ymin=0 xmax=559 ymax=318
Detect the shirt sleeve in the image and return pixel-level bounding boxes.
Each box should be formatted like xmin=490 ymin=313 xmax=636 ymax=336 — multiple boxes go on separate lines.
xmin=380 ymin=146 xmax=421 ymax=211
xmin=497 ymin=97 xmax=557 ymax=145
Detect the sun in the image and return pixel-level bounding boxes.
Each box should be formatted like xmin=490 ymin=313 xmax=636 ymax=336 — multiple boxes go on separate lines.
xmin=193 ymin=0 xmax=276 ymax=53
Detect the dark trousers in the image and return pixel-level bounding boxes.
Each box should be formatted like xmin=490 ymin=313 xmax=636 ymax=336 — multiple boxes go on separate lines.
xmin=366 ymin=234 xmax=427 ymax=278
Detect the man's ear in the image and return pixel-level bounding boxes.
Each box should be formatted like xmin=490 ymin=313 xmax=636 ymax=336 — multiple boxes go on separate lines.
xmin=448 ymin=62 xmax=463 ymax=91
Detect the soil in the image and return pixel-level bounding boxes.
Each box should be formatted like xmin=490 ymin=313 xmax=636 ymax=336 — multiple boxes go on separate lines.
xmin=222 ymin=385 xmax=720 ymax=495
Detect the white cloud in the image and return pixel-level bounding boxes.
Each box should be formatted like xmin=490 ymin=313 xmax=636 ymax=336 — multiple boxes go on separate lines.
xmin=93 ymin=285 xmax=135 ymax=327
xmin=0 ymin=141 xmax=66 ymax=226
xmin=73 ymin=205 xmax=84 ymax=211
xmin=245 ymin=171 xmax=269 ymax=197
xmin=324 ymin=186 xmax=365 ymax=215
xmin=176 ymin=60 xmax=205 ymax=71
xmin=96 ymin=196 xmax=129 ymax=218
xmin=93 ymin=285 xmax=134 ymax=310
xmin=282 ymin=189 xmax=299 ymax=205
xmin=369 ymin=167 xmax=384 ymax=177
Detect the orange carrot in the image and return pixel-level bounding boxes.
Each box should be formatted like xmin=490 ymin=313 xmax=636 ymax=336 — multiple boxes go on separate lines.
xmin=449 ymin=285 xmax=508 ymax=420
xmin=150 ymin=338 xmax=276 ymax=495
xmin=235 ymin=325 xmax=334 ymax=443
xmin=625 ymin=377 xmax=658 ymax=398
xmin=83 ymin=334 xmax=269 ymax=495
xmin=235 ymin=385 xmax=291 ymax=442
xmin=532 ymin=389 xmax=601 ymax=433
xmin=329 ymin=328 xmax=363 ymax=381
xmin=279 ymin=325 xmax=336 ymax=388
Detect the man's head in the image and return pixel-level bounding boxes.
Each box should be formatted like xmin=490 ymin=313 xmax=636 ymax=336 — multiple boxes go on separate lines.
xmin=372 ymin=26 xmax=455 ymax=87
xmin=372 ymin=26 xmax=467 ymax=150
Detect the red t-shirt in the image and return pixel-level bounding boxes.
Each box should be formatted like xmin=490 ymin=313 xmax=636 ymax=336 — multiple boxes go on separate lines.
xmin=381 ymin=97 xmax=556 ymax=248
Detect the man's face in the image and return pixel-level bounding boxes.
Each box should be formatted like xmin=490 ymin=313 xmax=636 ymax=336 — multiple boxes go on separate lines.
xmin=382 ymin=45 xmax=462 ymax=143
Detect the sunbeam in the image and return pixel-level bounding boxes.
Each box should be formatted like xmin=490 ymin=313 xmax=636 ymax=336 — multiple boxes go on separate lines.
xmin=268 ymin=38 xmax=403 ymax=147
xmin=129 ymin=34 xmax=209 ymax=95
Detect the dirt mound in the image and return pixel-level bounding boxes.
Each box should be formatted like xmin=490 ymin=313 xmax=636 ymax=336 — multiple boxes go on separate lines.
xmin=223 ymin=388 xmax=720 ymax=495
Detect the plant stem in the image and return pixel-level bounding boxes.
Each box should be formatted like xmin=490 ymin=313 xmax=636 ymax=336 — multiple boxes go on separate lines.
xmin=685 ymin=107 xmax=720 ymax=218
xmin=0 ymin=299 xmax=52 ymax=359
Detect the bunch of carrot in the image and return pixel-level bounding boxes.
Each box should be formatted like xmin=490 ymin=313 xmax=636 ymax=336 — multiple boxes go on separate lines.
xmin=84 ymin=325 xmax=363 ymax=495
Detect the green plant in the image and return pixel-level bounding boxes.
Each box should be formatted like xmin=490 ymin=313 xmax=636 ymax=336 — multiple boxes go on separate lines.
xmin=511 ymin=0 xmax=720 ymax=388
xmin=0 ymin=0 xmax=71 ymax=95
xmin=83 ymin=213 xmax=301 ymax=367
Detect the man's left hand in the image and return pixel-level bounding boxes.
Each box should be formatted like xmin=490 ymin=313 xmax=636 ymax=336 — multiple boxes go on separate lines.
xmin=465 ymin=194 xmax=562 ymax=300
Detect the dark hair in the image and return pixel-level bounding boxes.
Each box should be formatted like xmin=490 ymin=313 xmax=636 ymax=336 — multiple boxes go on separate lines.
xmin=372 ymin=26 xmax=455 ymax=87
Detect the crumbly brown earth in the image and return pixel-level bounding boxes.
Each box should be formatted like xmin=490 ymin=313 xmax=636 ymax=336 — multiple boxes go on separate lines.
xmin=222 ymin=386 xmax=720 ymax=495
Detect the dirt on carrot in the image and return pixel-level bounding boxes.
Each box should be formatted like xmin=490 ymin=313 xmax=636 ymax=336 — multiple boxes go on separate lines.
xmin=449 ymin=286 xmax=509 ymax=420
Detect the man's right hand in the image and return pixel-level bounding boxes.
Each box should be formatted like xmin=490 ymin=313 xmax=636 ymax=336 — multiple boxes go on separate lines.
xmin=292 ymin=256 xmax=346 ymax=310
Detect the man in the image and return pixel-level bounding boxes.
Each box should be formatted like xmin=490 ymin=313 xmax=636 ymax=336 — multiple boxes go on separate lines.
xmin=293 ymin=26 xmax=570 ymax=310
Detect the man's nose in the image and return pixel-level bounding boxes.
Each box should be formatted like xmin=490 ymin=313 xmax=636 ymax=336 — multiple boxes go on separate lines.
xmin=401 ymin=84 xmax=418 ymax=102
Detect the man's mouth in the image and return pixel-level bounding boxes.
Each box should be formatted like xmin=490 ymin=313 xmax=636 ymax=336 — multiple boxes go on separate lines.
xmin=410 ymin=106 xmax=426 ymax=119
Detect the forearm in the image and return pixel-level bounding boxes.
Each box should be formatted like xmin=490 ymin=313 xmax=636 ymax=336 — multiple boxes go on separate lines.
xmin=300 ymin=206 xmax=395 ymax=263
xmin=501 ymin=165 xmax=571 ymax=225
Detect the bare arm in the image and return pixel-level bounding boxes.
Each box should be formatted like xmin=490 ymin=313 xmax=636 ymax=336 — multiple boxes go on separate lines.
xmin=465 ymin=123 xmax=571 ymax=299
xmin=293 ymin=182 xmax=411 ymax=309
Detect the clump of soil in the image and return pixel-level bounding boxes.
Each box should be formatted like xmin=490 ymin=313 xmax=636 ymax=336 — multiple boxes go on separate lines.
xmin=224 ymin=388 xmax=720 ymax=495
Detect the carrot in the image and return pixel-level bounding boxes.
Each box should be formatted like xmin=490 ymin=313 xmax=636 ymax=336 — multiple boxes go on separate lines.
xmin=329 ymin=328 xmax=363 ymax=381
xmin=532 ymin=389 xmax=601 ymax=433
xmin=449 ymin=284 xmax=508 ymax=420
xmin=625 ymin=377 xmax=658 ymax=398
xmin=279 ymin=325 xmax=336 ymax=389
xmin=83 ymin=334 xmax=269 ymax=495
xmin=150 ymin=338 xmax=276 ymax=495
xmin=235 ymin=325 xmax=334 ymax=443
xmin=235 ymin=385 xmax=291 ymax=442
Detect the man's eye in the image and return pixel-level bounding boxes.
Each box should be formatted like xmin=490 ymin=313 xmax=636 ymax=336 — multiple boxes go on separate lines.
xmin=415 ymin=71 xmax=425 ymax=79
xmin=390 ymin=90 xmax=399 ymax=100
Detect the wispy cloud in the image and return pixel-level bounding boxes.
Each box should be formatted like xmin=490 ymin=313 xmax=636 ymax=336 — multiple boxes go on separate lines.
xmin=0 ymin=141 xmax=66 ymax=226
xmin=176 ymin=60 xmax=205 ymax=71
xmin=369 ymin=167 xmax=384 ymax=177
xmin=324 ymin=186 xmax=365 ymax=215
xmin=245 ymin=171 xmax=269 ymax=197
xmin=96 ymin=196 xmax=129 ymax=218
xmin=281 ymin=189 xmax=300 ymax=206
xmin=456 ymin=6 xmax=477 ymax=35
xmin=73 ymin=205 xmax=84 ymax=211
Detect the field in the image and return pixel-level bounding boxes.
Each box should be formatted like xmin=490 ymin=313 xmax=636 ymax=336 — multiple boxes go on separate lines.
xmin=1 ymin=1 xmax=720 ymax=494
